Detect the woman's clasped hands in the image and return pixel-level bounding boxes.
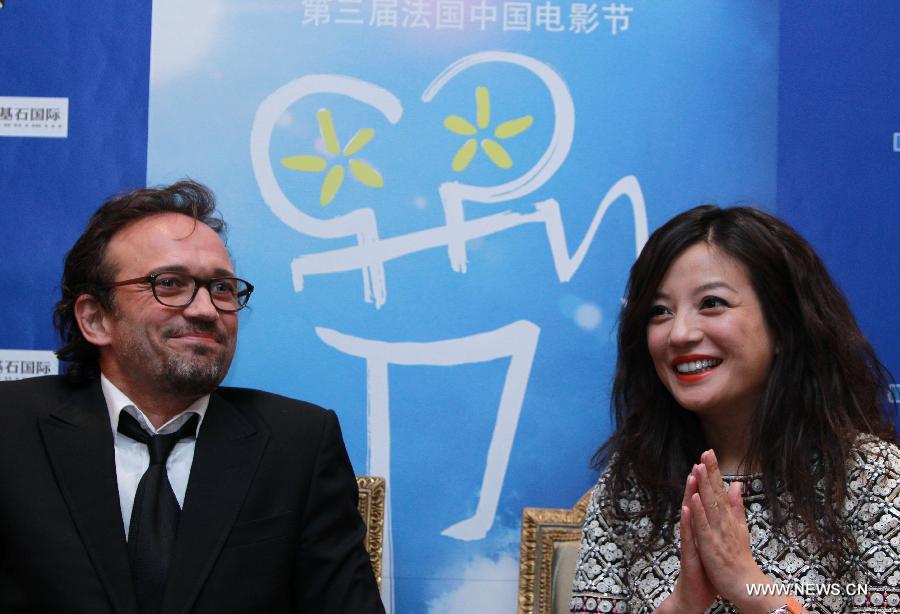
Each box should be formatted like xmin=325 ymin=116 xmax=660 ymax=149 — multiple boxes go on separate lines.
xmin=656 ymin=450 xmax=801 ymax=614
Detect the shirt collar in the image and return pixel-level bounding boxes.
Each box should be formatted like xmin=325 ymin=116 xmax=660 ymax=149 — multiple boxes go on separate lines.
xmin=100 ymin=373 xmax=209 ymax=438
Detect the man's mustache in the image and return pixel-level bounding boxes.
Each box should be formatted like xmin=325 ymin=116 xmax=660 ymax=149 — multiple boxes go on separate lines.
xmin=162 ymin=323 xmax=227 ymax=344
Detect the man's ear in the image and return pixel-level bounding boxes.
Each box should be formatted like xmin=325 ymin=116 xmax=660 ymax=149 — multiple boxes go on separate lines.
xmin=74 ymin=294 xmax=114 ymax=347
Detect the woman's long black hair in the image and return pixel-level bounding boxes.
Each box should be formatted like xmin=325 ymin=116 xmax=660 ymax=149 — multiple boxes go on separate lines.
xmin=596 ymin=205 xmax=897 ymax=561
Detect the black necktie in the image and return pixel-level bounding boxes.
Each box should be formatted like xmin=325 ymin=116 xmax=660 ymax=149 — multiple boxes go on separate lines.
xmin=118 ymin=411 xmax=199 ymax=614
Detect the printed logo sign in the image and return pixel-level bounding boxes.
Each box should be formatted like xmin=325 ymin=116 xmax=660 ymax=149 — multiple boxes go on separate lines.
xmin=0 ymin=349 xmax=58 ymax=381
xmin=0 ymin=97 xmax=68 ymax=138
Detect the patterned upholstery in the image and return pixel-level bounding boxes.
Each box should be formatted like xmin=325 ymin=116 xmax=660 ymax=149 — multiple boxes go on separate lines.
xmin=356 ymin=476 xmax=386 ymax=589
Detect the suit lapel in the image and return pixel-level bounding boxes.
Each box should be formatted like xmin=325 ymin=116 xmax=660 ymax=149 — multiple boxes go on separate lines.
xmin=39 ymin=383 xmax=138 ymax=614
xmin=162 ymin=392 xmax=269 ymax=614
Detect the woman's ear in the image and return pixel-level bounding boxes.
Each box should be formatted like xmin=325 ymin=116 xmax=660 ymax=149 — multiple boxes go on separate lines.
xmin=74 ymin=294 xmax=113 ymax=347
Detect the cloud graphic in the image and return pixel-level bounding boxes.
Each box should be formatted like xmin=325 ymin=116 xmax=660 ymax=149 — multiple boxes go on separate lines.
xmin=150 ymin=0 xmax=223 ymax=85
xmin=559 ymin=294 xmax=604 ymax=332
xmin=425 ymin=553 xmax=518 ymax=614
xmin=574 ymin=302 xmax=602 ymax=331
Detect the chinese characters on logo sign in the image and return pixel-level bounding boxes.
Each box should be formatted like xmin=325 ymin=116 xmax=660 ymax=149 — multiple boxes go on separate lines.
xmin=0 ymin=350 xmax=59 ymax=381
xmin=0 ymin=97 xmax=68 ymax=138
xmin=300 ymin=0 xmax=632 ymax=34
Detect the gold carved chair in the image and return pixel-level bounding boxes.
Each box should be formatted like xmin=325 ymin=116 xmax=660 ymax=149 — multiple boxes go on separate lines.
xmin=356 ymin=476 xmax=386 ymax=589
xmin=518 ymin=490 xmax=593 ymax=614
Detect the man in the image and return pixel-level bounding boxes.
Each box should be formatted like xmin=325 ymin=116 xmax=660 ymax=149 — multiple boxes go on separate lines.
xmin=0 ymin=181 xmax=385 ymax=613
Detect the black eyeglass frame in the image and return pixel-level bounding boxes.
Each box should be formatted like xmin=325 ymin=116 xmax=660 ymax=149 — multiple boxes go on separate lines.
xmin=102 ymin=271 xmax=254 ymax=312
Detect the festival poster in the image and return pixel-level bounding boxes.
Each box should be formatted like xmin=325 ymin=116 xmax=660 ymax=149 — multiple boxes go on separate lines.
xmin=147 ymin=2 xmax=777 ymax=611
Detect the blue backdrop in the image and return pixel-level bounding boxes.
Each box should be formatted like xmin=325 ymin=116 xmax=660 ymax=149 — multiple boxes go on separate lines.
xmin=1 ymin=2 xmax=896 ymax=612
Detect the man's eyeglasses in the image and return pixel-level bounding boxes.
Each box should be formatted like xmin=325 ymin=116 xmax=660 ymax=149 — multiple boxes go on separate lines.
xmin=103 ymin=271 xmax=254 ymax=312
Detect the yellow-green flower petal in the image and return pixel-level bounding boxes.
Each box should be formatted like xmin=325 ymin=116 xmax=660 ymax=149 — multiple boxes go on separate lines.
xmin=481 ymin=139 xmax=512 ymax=169
xmin=452 ymin=138 xmax=478 ymax=171
xmin=281 ymin=155 xmax=328 ymax=172
xmin=494 ymin=115 xmax=533 ymax=139
xmin=320 ymin=165 xmax=345 ymax=205
xmin=349 ymin=159 xmax=384 ymax=188
xmin=444 ymin=115 xmax=477 ymax=136
xmin=343 ymin=128 xmax=375 ymax=156
xmin=317 ymin=109 xmax=340 ymax=155
xmin=476 ymin=86 xmax=490 ymax=129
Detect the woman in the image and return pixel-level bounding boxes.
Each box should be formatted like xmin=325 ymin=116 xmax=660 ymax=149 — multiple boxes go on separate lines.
xmin=570 ymin=206 xmax=899 ymax=613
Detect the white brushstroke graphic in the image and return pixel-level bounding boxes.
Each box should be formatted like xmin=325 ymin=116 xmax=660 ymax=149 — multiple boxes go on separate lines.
xmin=317 ymin=321 xmax=540 ymax=611
xmin=250 ymin=52 xmax=649 ymax=308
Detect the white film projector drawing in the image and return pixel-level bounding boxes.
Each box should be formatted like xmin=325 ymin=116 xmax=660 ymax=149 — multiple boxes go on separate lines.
xmin=251 ymin=51 xmax=648 ymax=610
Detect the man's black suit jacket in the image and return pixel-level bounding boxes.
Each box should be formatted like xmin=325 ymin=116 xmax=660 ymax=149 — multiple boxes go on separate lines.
xmin=0 ymin=376 xmax=385 ymax=613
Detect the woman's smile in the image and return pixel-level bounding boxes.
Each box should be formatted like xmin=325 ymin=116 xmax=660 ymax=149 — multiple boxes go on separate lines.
xmin=671 ymin=354 xmax=724 ymax=382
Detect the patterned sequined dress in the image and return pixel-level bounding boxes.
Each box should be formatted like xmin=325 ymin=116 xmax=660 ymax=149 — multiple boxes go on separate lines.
xmin=570 ymin=437 xmax=900 ymax=613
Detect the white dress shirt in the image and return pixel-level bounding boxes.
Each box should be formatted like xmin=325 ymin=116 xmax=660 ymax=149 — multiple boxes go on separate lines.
xmin=100 ymin=374 xmax=209 ymax=537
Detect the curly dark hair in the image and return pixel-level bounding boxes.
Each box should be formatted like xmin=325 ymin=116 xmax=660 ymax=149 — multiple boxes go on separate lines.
xmin=54 ymin=180 xmax=226 ymax=382
xmin=595 ymin=205 xmax=897 ymax=563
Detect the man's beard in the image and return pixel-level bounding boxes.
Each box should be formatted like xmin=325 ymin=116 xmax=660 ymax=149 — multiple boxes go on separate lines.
xmin=121 ymin=320 xmax=234 ymax=398
xmin=161 ymin=345 xmax=228 ymax=396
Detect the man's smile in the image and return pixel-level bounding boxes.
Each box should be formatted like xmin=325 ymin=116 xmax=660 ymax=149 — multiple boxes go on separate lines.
xmin=163 ymin=325 xmax=226 ymax=345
